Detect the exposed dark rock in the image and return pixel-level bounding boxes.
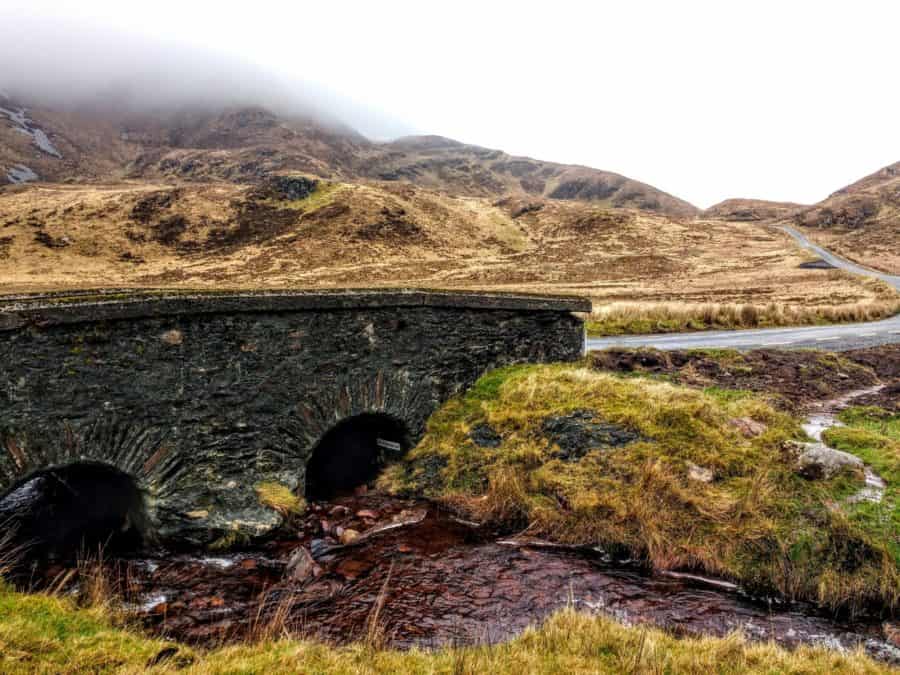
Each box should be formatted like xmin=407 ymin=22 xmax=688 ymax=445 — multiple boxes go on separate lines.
xmin=469 ymin=423 xmax=502 ymax=448
xmin=130 ymin=190 xmax=182 ymax=224
xmin=33 ymin=231 xmax=71 ymax=248
xmin=799 ymin=259 xmax=836 ymax=270
xmin=541 ymin=410 xmax=640 ymax=461
xmin=250 ymin=175 xmax=318 ymax=201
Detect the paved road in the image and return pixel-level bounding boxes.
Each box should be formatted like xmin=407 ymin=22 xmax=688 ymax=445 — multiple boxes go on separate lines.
xmin=588 ymin=227 xmax=900 ymax=352
xmin=777 ymin=225 xmax=900 ymax=291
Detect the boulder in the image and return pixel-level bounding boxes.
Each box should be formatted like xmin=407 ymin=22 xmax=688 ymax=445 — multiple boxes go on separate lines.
xmin=793 ymin=442 xmax=864 ymax=480
xmin=469 ymin=422 xmax=502 ymax=448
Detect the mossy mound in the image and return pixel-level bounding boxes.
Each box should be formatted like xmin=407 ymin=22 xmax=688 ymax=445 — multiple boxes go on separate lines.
xmin=380 ymin=364 xmax=900 ymax=614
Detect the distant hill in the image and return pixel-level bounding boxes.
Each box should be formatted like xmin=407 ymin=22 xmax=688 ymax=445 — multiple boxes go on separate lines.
xmin=0 ymin=94 xmax=698 ymax=219
xmin=703 ymin=198 xmax=805 ymax=222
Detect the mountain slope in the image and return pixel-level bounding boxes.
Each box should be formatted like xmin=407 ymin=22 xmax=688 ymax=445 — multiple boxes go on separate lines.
xmin=704 ymin=198 xmax=805 ymax=222
xmin=0 ymin=97 xmax=698 ymax=218
xmin=791 ymin=162 xmax=900 ymax=273
xmin=355 ymin=135 xmax=699 ymax=217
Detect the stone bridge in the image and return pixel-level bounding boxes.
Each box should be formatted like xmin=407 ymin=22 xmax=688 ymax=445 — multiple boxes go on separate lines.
xmin=0 ymin=289 xmax=587 ymax=552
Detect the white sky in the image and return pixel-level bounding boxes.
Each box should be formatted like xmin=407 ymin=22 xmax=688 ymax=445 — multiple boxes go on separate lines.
xmin=2 ymin=0 xmax=899 ymax=208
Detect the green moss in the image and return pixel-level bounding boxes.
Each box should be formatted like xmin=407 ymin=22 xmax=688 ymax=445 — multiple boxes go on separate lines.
xmin=824 ymin=407 xmax=900 ymax=567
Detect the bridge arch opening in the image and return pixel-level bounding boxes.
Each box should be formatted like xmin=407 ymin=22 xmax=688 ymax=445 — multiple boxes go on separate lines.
xmin=305 ymin=413 xmax=410 ymax=501
xmin=0 ymin=462 xmax=147 ymax=562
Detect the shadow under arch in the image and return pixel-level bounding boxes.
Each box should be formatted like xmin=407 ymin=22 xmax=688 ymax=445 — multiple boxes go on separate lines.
xmin=304 ymin=413 xmax=410 ymax=501
xmin=0 ymin=461 xmax=148 ymax=563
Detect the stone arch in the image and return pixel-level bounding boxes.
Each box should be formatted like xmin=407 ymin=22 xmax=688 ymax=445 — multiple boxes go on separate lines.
xmin=0 ymin=417 xmax=187 ymax=545
xmin=304 ymin=412 xmax=410 ymax=500
xmin=0 ymin=461 xmax=148 ymax=562
xmin=268 ymin=369 xmax=435 ymax=500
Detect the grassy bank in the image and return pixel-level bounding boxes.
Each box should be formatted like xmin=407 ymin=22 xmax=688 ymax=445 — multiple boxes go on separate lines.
xmin=586 ymin=296 xmax=900 ymax=336
xmin=0 ymin=583 xmax=889 ymax=674
xmin=825 ymin=406 xmax=899 ymax=569
xmin=382 ymin=364 xmax=900 ymax=613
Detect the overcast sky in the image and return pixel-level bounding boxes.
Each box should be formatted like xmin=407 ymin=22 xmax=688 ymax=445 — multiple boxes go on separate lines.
xmin=2 ymin=0 xmax=898 ymax=208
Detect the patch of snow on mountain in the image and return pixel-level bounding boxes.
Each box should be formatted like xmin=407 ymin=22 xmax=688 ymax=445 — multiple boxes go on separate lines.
xmin=6 ymin=164 xmax=39 ymax=183
xmin=0 ymin=105 xmax=62 ymax=158
xmin=31 ymin=127 xmax=62 ymax=157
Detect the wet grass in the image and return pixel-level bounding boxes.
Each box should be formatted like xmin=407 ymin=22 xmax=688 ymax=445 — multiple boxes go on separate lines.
xmin=382 ymin=364 xmax=900 ymax=614
xmin=825 ymin=407 xmax=900 ymax=568
xmin=0 ymin=582 xmax=889 ymax=674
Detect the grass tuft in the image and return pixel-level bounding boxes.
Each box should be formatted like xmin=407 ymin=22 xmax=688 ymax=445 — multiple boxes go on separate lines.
xmin=255 ymin=482 xmax=306 ymax=517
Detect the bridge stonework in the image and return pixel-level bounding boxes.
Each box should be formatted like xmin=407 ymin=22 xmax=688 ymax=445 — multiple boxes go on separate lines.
xmin=0 ymin=290 xmax=588 ymax=546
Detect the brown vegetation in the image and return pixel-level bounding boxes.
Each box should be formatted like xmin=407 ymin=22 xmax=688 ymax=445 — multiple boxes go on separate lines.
xmin=791 ymin=162 xmax=900 ymax=273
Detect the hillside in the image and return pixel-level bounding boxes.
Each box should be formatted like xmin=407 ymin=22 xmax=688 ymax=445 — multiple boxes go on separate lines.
xmin=791 ymin=162 xmax=900 ymax=273
xmin=0 ymin=94 xmax=698 ymax=219
xmin=704 ymin=198 xmax=804 ymax=222
xmin=2 ymin=177 xmax=894 ymax=323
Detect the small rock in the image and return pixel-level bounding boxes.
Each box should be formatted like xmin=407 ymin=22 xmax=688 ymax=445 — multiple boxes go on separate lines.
xmin=319 ymin=519 xmax=331 ymax=534
xmin=239 ymin=558 xmax=257 ymax=570
xmin=729 ymin=417 xmax=767 ymax=438
xmin=285 ymin=546 xmax=320 ymax=583
xmin=161 ymin=329 xmax=183 ymax=346
xmin=397 ymin=544 xmax=412 ymax=553
xmin=356 ymin=509 xmax=378 ymax=520
xmin=884 ymin=622 xmax=900 ymax=648
xmin=329 ymin=505 xmax=350 ymax=517
xmin=184 ymin=510 xmax=209 ymax=520
xmin=686 ymin=461 xmax=714 ymax=483
xmin=794 ymin=442 xmax=864 ymax=480
xmin=339 ymin=528 xmax=360 ymax=545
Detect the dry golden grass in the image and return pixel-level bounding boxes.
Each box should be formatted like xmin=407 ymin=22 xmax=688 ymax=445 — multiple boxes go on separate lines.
xmin=0 ymin=584 xmax=890 ymax=674
xmin=587 ymin=293 xmax=900 ymax=336
xmin=0 ymin=180 xmax=895 ymax=332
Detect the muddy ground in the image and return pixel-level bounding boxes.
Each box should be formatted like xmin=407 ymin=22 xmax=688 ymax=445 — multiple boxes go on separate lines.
xmin=590 ymin=344 xmax=900 ymax=409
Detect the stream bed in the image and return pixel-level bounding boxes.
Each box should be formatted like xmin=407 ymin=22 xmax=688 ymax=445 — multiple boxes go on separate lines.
xmin=37 ymin=491 xmax=897 ymax=663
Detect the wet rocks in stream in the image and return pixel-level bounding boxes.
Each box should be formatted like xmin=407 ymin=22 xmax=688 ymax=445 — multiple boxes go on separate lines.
xmin=790 ymin=441 xmax=865 ymax=480
xmin=541 ymin=409 xmax=640 ymax=460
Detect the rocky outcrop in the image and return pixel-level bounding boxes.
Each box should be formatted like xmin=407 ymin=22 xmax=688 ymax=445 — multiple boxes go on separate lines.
xmin=541 ymin=410 xmax=640 ymax=461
